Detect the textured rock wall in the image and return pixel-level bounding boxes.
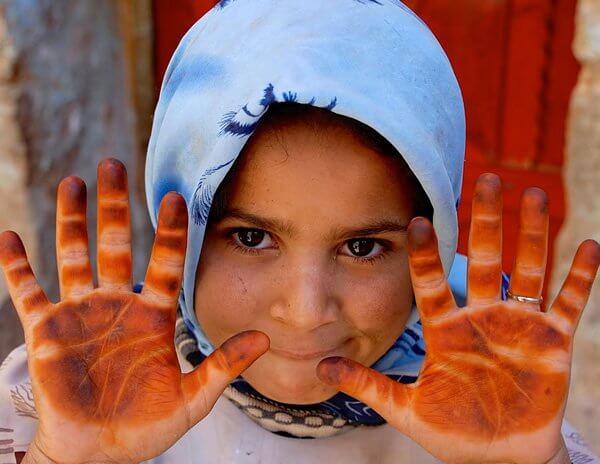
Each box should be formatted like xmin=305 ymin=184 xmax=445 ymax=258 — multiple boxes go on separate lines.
xmin=0 ymin=10 xmax=37 ymax=357
xmin=550 ymin=0 xmax=600 ymax=452
xmin=0 ymin=1 xmax=153 ymax=359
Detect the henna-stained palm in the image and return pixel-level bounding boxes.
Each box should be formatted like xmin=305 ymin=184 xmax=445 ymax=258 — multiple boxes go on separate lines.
xmin=318 ymin=173 xmax=600 ymax=464
xmin=0 ymin=159 xmax=269 ymax=464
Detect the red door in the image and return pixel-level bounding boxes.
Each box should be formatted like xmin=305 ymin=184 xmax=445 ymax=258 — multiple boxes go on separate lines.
xmin=153 ymin=0 xmax=580 ymax=297
xmin=402 ymin=0 xmax=579 ymax=296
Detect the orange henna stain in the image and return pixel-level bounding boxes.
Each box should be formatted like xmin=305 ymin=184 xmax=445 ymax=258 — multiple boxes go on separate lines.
xmin=97 ymin=159 xmax=128 ymax=196
xmin=57 ymin=176 xmax=87 ymax=212
xmin=157 ymin=193 xmax=188 ymax=229
xmin=5 ymin=262 xmax=35 ymax=288
xmin=145 ymin=268 xmax=181 ymax=298
xmin=30 ymin=292 xmax=182 ymax=425
xmin=415 ymin=305 xmax=569 ymax=439
xmin=0 ymin=231 xmax=27 ymax=265
xmin=98 ymin=203 xmax=129 ymax=226
xmin=97 ymin=250 xmax=132 ymax=279
xmin=218 ymin=331 xmax=266 ymax=373
xmin=20 ymin=288 xmax=48 ymax=312
xmin=417 ymin=287 xmax=455 ymax=315
xmin=153 ymin=233 xmax=186 ymax=251
xmin=60 ymin=262 xmax=92 ymax=281
xmin=58 ymin=220 xmax=88 ymax=244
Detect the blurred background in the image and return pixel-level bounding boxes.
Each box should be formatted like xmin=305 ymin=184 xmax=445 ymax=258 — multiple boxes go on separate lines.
xmin=0 ymin=0 xmax=598 ymax=449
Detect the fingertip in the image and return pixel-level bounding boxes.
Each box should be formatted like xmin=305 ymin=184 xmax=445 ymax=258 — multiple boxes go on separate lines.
xmin=474 ymin=173 xmax=502 ymax=203
xmin=58 ymin=175 xmax=86 ymax=194
xmin=0 ymin=229 xmax=20 ymax=245
xmin=578 ymin=239 xmax=600 ymax=267
xmin=316 ymin=356 xmax=352 ymax=386
xmin=475 ymin=172 xmax=501 ymax=189
xmin=158 ymin=192 xmax=188 ymax=229
xmin=57 ymin=176 xmax=87 ymax=213
xmin=160 ymin=191 xmax=186 ymax=209
xmin=409 ymin=216 xmax=428 ymax=227
xmin=408 ymin=216 xmax=435 ymax=250
xmin=220 ymin=330 xmax=271 ymax=370
xmin=0 ymin=231 xmax=25 ymax=266
xmin=521 ymin=187 xmax=549 ymax=214
xmin=98 ymin=157 xmax=126 ymax=172
xmin=97 ymin=158 xmax=128 ymax=195
xmin=245 ymin=329 xmax=270 ymax=354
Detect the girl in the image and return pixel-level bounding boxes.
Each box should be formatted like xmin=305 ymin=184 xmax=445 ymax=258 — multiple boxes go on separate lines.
xmin=0 ymin=0 xmax=599 ymax=462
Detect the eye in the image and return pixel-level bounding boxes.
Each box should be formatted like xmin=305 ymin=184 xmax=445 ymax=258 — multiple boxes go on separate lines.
xmin=232 ymin=228 xmax=274 ymax=249
xmin=341 ymin=238 xmax=385 ymax=259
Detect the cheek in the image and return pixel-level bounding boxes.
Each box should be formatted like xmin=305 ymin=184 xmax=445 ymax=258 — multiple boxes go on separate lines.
xmin=194 ymin=257 xmax=271 ymax=345
xmin=339 ymin=262 xmax=414 ymax=337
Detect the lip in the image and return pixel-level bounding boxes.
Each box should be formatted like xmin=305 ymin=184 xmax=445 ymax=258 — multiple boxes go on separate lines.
xmin=270 ymin=340 xmax=348 ymax=360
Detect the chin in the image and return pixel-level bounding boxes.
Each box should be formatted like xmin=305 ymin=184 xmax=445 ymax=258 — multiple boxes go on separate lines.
xmin=240 ymin=351 xmax=343 ymax=404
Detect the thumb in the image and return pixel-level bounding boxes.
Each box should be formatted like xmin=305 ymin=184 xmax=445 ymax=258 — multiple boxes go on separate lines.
xmin=181 ymin=330 xmax=270 ymax=425
xmin=317 ymin=357 xmax=413 ymax=434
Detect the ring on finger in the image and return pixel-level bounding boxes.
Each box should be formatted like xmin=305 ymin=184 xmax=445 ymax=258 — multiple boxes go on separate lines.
xmin=506 ymin=289 xmax=543 ymax=305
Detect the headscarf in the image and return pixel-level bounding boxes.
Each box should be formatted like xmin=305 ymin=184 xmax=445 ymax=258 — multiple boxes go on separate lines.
xmin=145 ymin=0 xmax=466 ymax=434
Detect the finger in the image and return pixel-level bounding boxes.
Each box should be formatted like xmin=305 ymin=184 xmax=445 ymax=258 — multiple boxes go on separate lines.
xmin=508 ymin=188 xmax=549 ymax=309
xmin=317 ymin=357 xmax=412 ymax=433
xmin=56 ymin=176 xmax=93 ymax=299
xmin=549 ymin=239 xmax=600 ymax=333
xmin=0 ymin=231 xmax=51 ymax=323
xmin=408 ymin=217 xmax=457 ymax=323
xmin=467 ymin=173 xmax=503 ymax=305
xmin=142 ymin=192 xmax=187 ymax=308
xmin=181 ymin=330 xmax=269 ymax=425
xmin=97 ymin=158 xmax=132 ymax=290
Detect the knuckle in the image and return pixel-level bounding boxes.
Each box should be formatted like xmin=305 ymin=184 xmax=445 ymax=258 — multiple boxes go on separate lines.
xmin=143 ymin=286 xmax=175 ymax=307
xmin=98 ymin=230 xmax=131 ymax=249
xmin=150 ymin=252 xmax=184 ymax=271
xmin=413 ymin=275 xmax=447 ymax=291
xmin=60 ymin=247 xmax=89 ymax=265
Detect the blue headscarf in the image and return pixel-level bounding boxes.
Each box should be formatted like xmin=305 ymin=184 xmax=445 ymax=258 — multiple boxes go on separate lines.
xmin=145 ymin=0 xmax=470 ymax=425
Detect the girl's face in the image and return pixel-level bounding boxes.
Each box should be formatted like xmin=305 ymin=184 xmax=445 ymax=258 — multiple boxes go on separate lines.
xmin=194 ymin=116 xmax=417 ymax=404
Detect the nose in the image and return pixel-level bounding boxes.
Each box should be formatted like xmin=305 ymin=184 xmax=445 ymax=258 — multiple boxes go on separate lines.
xmin=270 ymin=257 xmax=340 ymax=331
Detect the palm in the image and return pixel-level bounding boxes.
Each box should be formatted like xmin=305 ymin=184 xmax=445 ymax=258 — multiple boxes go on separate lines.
xmin=28 ymin=292 xmax=190 ymax=463
xmin=408 ymin=303 xmax=570 ymax=462
xmin=31 ymin=291 xmax=185 ymax=425
xmin=0 ymin=159 xmax=268 ymax=464
xmin=416 ymin=303 xmax=568 ymax=441
xmin=318 ymin=173 xmax=600 ymax=464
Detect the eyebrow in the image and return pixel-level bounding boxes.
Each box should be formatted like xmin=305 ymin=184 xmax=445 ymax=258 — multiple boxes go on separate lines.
xmin=218 ymin=208 xmax=408 ymax=240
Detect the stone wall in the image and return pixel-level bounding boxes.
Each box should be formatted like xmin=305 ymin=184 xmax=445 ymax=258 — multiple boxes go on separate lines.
xmin=0 ymin=1 xmax=153 ymax=359
xmin=550 ymin=0 xmax=600 ymax=453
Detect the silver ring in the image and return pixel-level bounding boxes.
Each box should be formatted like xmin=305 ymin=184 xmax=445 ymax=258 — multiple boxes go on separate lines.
xmin=506 ymin=290 xmax=543 ymax=305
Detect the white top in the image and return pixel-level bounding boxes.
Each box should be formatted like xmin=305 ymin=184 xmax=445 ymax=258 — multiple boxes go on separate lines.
xmin=1 ymin=344 xmax=598 ymax=464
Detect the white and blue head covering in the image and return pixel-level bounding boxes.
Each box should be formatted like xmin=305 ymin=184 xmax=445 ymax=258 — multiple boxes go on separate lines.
xmin=145 ymin=0 xmax=472 ymax=424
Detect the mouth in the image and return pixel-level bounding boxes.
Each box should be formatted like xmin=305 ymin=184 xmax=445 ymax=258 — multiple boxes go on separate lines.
xmin=270 ymin=339 xmax=349 ymax=361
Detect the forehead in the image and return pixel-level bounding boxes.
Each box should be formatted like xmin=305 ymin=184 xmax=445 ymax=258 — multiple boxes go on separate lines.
xmin=220 ymin=107 xmax=417 ymax=221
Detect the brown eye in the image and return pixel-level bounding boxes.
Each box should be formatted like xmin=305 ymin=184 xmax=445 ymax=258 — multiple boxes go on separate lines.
xmin=347 ymin=238 xmax=376 ymax=257
xmin=340 ymin=238 xmax=387 ymax=263
xmin=237 ymin=229 xmax=264 ymax=247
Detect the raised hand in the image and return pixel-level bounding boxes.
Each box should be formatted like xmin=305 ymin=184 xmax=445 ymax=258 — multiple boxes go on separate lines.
xmin=317 ymin=173 xmax=600 ymax=464
xmin=0 ymin=159 xmax=269 ymax=464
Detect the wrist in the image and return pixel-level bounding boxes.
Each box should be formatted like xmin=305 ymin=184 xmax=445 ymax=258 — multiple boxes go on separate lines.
xmin=545 ymin=438 xmax=570 ymax=464
xmin=22 ymin=435 xmax=121 ymax=464
xmin=20 ymin=441 xmax=56 ymax=464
